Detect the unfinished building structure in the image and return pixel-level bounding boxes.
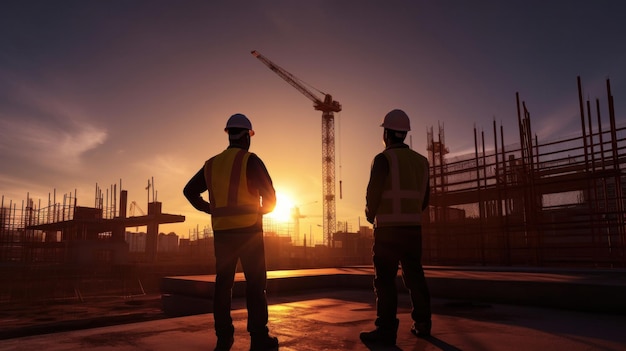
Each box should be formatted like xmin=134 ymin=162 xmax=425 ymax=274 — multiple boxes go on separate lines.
xmin=424 ymin=77 xmax=625 ymax=267
xmin=0 ymin=183 xmax=184 ymax=301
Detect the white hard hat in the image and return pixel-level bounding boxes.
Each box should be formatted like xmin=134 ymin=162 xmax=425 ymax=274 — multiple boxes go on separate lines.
xmin=380 ymin=109 xmax=411 ymax=132
xmin=224 ymin=113 xmax=255 ymax=136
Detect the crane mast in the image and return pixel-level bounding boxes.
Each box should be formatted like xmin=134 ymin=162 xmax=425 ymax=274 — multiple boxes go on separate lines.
xmin=251 ymin=50 xmax=341 ymax=247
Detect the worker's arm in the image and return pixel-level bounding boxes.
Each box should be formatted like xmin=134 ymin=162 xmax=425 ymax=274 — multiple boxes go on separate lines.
xmin=365 ymin=153 xmax=388 ymax=224
xmin=183 ymin=167 xmax=211 ymax=214
xmin=248 ymin=154 xmax=276 ymax=214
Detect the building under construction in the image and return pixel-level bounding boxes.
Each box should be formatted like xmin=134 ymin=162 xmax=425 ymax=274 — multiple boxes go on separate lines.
xmin=424 ymin=77 xmax=625 ymax=267
xmin=0 ymin=182 xmax=185 ymax=301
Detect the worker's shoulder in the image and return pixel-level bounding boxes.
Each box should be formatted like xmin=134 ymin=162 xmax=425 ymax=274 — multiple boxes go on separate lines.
xmin=401 ymin=146 xmax=427 ymax=160
xmin=414 ymin=150 xmax=428 ymax=161
xmin=396 ymin=147 xmax=429 ymax=164
xmin=414 ymin=152 xmax=429 ymax=166
xmin=373 ymin=152 xmax=388 ymax=162
xmin=246 ymin=152 xmax=268 ymax=166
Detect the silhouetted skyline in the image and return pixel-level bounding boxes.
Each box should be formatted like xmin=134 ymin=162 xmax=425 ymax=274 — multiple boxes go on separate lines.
xmin=1 ymin=1 xmax=625 ymax=243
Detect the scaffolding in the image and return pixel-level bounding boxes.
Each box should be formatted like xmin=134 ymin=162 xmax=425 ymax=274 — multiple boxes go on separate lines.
xmin=0 ymin=181 xmax=185 ymax=302
xmin=424 ymin=77 xmax=626 ymax=267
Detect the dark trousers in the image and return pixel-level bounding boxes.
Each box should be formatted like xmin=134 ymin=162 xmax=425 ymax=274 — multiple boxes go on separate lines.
xmin=372 ymin=226 xmax=431 ymax=329
xmin=213 ymin=231 xmax=269 ymax=336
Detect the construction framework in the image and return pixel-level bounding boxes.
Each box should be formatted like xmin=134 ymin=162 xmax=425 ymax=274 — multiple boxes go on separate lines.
xmin=0 ymin=183 xmax=185 ymax=301
xmin=425 ymin=77 xmax=626 ymax=267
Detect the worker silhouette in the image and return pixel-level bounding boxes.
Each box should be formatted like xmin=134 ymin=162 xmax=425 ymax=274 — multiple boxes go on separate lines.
xmin=183 ymin=113 xmax=279 ymax=351
xmin=360 ymin=109 xmax=432 ymax=346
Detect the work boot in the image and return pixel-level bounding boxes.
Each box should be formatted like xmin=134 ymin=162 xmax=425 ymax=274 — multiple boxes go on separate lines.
xmin=359 ymin=328 xmax=397 ymax=346
xmin=250 ymin=333 xmax=279 ymax=351
xmin=360 ymin=318 xmax=399 ymax=346
xmin=410 ymin=320 xmax=432 ymax=338
xmin=214 ymin=336 xmax=234 ymax=351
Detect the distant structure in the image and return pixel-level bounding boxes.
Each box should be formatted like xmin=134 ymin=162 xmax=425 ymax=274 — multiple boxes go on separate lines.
xmin=427 ymin=122 xmax=450 ymax=220
xmin=424 ymin=76 xmax=625 ymax=267
xmin=0 ymin=183 xmax=185 ymax=266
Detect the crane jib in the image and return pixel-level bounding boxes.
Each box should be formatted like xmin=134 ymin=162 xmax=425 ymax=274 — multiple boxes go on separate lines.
xmin=250 ymin=50 xmax=341 ymax=113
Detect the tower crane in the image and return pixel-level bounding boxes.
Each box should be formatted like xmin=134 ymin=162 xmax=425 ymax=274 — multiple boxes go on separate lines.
xmin=251 ymin=50 xmax=341 ymax=247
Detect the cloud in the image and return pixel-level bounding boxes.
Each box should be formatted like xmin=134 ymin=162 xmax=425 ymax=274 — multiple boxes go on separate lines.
xmin=58 ymin=124 xmax=107 ymax=161
xmin=0 ymin=115 xmax=107 ymax=169
xmin=133 ymin=153 xmax=188 ymax=177
xmin=0 ymin=75 xmax=108 ymax=172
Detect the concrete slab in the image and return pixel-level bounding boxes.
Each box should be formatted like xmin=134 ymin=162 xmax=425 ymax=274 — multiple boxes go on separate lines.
xmin=161 ymin=266 xmax=626 ymax=316
xmin=1 ymin=289 xmax=625 ymax=351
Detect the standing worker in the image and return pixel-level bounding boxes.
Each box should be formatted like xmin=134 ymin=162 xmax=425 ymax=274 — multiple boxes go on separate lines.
xmin=360 ymin=109 xmax=432 ymax=346
xmin=183 ymin=113 xmax=279 ymax=351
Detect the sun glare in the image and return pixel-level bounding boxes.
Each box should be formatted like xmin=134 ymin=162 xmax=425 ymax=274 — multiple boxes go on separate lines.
xmin=267 ymin=192 xmax=295 ymax=223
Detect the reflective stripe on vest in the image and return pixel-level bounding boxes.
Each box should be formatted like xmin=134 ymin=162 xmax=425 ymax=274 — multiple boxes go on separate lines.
xmin=204 ymin=148 xmax=260 ymax=230
xmin=375 ymin=148 xmax=429 ymax=227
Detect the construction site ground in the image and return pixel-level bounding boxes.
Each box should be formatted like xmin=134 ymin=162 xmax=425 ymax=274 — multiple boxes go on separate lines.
xmin=1 ymin=266 xmax=625 ymax=351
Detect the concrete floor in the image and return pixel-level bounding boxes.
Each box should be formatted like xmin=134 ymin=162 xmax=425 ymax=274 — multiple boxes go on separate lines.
xmin=1 ymin=288 xmax=625 ymax=351
xmin=2 ymin=266 xmax=626 ymax=351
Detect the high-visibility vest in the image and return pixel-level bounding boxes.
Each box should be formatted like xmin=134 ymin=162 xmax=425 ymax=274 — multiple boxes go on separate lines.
xmin=375 ymin=147 xmax=429 ymax=227
xmin=204 ymin=148 xmax=260 ymax=230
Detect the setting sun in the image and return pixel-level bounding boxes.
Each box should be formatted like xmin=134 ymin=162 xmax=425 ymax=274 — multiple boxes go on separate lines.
xmin=267 ymin=192 xmax=295 ymax=223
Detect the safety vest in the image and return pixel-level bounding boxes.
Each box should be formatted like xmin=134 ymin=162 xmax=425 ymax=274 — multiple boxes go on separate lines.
xmin=375 ymin=147 xmax=429 ymax=227
xmin=204 ymin=148 xmax=260 ymax=230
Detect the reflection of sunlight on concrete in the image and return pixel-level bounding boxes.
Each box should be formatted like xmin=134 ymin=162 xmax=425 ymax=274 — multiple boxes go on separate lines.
xmin=279 ymin=298 xmax=352 ymax=310
xmin=267 ymin=267 xmax=372 ymax=279
xmin=268 ymin=270 xmax=298 ymax=278
xmin=264 ymin=265 xmax=373 ymax=278
xmin=268 ymin=304 xmax=295 ymax=314
xmin=273 ymin=299 xmax=372 ymax=324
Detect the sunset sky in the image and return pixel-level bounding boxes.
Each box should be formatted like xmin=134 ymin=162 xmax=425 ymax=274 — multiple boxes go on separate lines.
xmin=1 ymin=1 xmax=625 ymax=244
